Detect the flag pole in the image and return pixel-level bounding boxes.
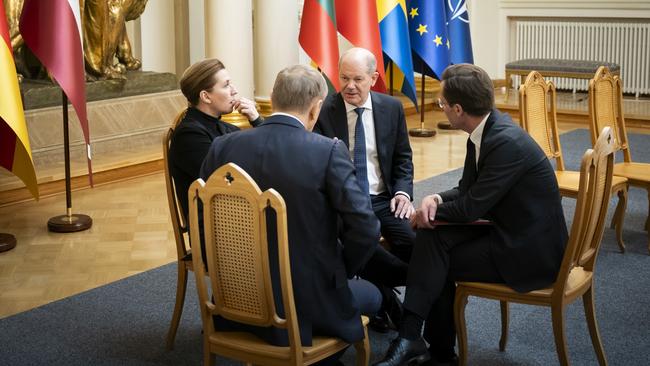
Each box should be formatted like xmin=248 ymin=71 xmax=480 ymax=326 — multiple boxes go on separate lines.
xmin=0 ymin=233 xmax=16 ymax=252
xmin=47 ymin=92 xmax=92 ymax=232
xmin=388 ymin=61 xmax=394 ymax=96
xmin=409 ymin=67 xmax=436 ymax=137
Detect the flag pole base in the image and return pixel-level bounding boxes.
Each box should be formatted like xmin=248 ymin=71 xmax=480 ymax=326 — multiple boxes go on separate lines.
xmin=409 ymin=127 xmax=437 ymax=137
xmin=48 ymin=214 xmax=92 ymax=233
xmin=437 ymin=120 xmax=458 ymax=130
xmin=0 ymin=233 xmax=17 ymax=253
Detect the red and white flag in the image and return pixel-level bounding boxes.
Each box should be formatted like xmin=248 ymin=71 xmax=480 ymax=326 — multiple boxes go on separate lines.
xmin=20 ymin=0 xmax=93 ymax=184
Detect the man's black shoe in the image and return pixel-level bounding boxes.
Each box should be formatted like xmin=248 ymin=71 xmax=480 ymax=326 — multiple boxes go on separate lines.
xmin=372 ymin=337 xmax=429 ymax=366
xmin=369 ymin=312 xmax=391 ymax=333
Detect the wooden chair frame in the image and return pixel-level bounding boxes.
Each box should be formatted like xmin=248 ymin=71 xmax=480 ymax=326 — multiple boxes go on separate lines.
xmin=519 ymin=70 xmax=627 ymax=252
xmin=454 ymin=128 xmax=616 ymax=366
xmin=189 ymin=163 xmax=369 ymax=366
xmin=589 ymin=66 xmax=650 ymax=253
xmin=163 ymin=109 xmax=192 ymax=349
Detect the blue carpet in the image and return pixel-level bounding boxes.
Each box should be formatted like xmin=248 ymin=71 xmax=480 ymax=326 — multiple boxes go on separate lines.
xmin=0 ymin=129 xmax=648 ymax=365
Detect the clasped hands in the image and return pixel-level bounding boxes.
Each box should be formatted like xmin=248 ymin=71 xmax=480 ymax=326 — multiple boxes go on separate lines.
xmin=232 ymin=97 xmax=259 ymax=122
xmin=410 ymin=194 xmax=440 ymax=229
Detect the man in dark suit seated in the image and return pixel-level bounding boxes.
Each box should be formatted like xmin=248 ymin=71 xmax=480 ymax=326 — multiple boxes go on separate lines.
xmin=200 ymin=64 xmax=382 ymax=363
xmin=374 ymin=64 xmax=568 ymax=366
xmin=314 ymin=47 xmax=415 ymax=332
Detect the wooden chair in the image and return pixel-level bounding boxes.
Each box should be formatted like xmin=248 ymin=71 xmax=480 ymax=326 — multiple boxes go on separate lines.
xmin=163 ymin=109 xmax=193 ymax=349
xmin=454 ymin=127 xmax=616 ymax=366
xmin=589 ymin=66 xmax=650 ymax=254
xmin=519 ymin=70 xmax=627 ymax=252
xmin=188 ymin=163 xmax=370 ymax=366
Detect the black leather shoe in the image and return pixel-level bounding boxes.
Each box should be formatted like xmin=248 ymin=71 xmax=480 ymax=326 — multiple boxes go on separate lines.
xmin=373 ymin=337 xmax=430 ymax=366
xmin=369 ymin=312 xmax=391 ymax=333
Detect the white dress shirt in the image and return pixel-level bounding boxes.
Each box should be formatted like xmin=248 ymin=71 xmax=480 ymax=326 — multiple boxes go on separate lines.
xmin=343 ymin=94 xmax=387 ymax=195
xmin=468 ymin=113 xmax=490 ymax=169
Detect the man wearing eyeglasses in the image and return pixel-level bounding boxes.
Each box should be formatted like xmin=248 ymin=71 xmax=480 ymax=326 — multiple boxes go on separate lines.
xmin=374 ymin=64 xmax=568 ymax=366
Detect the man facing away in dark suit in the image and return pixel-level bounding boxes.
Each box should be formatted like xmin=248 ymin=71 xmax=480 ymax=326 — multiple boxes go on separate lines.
xmin=375 ymin=64 xmax=568 ymax=366
xmin=314 ymin=47 xmax=416 ymax=331
xmin=200 ymin=64 xmax=382 ymax=363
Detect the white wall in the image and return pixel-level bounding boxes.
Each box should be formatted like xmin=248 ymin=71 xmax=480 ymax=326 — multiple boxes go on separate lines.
xmin=140 ymin=0 xmax=176 ymax=74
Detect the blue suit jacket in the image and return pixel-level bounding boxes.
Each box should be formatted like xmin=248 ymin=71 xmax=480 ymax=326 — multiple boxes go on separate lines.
xmin=437 ymin=109 xmax=568 ymax=292
xmin=200 ymin=114 xmax=380 ymax=346
xmin=314 ymin=92 xmax=414 ymax=198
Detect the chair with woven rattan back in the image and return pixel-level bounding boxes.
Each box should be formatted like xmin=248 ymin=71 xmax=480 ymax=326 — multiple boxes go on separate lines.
xmin=188 ymin=163 xmax=370 ymax=366
xmin=519 ymin=70 xmax=627 ymax=252
xmin=163 ymin=109 xmax=192 ymax=349
xmin=589 ymin=66 xmax=650 ymax=254
xmin=454 ymin=127 xmax=615 ymax=366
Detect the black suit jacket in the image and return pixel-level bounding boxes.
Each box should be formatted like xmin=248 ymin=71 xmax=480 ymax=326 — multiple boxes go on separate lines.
xmin=436 ymin=109 xmax=568 ymax=292
xmin=200 ymin=114 xmax=380 ymax=346
xmin=314 ymin=92 xmax=414 ymax=198
xmin=168 ymin=107 xmax=262 ymax=219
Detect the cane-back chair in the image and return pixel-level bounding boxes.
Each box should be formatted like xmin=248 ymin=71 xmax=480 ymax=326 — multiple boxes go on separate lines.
xmin=519 ymin=70 xmax=627 ymax=252
xmin=188 ymin=163 xmax=370 ymax=365
xmin=589 ymin=66 xmax=650 ymax=254
xmin=163 ymin=109 xmax=193 ymax=349
xmin=454 ymin=128 xmax=615 ymax=366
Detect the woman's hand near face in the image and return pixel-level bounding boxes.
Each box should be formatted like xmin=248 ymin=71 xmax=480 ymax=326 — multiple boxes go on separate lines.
xmin=234 ymin=97 xmax=260 ymax=121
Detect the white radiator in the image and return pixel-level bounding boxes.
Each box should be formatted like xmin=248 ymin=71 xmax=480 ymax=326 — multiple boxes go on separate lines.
xmin=513 ymin=19 xmax=650 ymax=96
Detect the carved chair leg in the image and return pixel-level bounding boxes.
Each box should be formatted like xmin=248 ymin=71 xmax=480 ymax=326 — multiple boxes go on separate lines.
xmin=611 ymin=187 xmax=627 ymax=253
xmin=166 ymin=261 xmax=189 ymax=350
xmin=499 ymin=301 xmax=509 ymax=352
xmin=454 ymin=288 xmax=470 ymax=366
xmin=583 ymin=287 xmax=608 ymax=365
xmin=354 ymin=325 xmax=370 ymax=366
xmin=551 ymin=305 xmax=570 ymax=366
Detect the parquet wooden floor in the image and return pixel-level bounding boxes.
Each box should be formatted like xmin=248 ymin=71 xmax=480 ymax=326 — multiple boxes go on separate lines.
xmin=1 ymin=90 xmax=648 ymax=319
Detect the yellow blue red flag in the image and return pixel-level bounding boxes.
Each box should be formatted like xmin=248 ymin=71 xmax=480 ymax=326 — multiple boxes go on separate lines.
xmin=378 ymin=0 xmax=418 ymax=109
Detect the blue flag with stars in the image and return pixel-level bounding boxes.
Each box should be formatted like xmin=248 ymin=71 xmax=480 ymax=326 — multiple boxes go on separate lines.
xmin=406 ymin=0 xmax=450 ymax=80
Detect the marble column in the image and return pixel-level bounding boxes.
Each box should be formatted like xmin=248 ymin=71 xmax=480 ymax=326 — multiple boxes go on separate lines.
xmin=253 ymin=0 xmax=300 ymax=117
xmin=204 ymin=0 xmax=254 ymax=127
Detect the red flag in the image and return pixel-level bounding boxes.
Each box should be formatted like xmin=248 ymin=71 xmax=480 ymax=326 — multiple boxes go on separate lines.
xmin=299 ymin=0 xmax=341 ymax=91
xmin=1 ymin=0 xmax=38 ymax=199
xmin=20 ymin=0 xmax=93 ymax=184
xmin=335 ymin=0 xmax=387 ymax=92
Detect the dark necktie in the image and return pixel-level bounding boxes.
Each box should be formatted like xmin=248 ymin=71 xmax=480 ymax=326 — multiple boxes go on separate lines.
xmin=353 ymin=107 xmax=369 ymax=196
xmin=465 ymin=138 xmax=477 ymax=186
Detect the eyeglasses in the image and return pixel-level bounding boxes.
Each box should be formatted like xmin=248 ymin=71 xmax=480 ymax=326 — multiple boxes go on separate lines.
xmin=437 ymin=98 xmax=447 ymax=109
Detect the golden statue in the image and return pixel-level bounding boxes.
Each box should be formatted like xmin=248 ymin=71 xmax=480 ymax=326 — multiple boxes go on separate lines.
xmin=82 ymin=0 xmax=148 ymax=80
xmin=3 ymin=0 xmax=27 ymax=78
xmin=2 ymin=0 xmax=147 ymax=80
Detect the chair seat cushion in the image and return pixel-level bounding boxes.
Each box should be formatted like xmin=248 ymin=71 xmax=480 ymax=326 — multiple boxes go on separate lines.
xmin=615 ymin=162 xmax=650 ymax=185
xmin=556 ymin=170 xmax=627 ymax=193
xmin=209 ymin=331 xmax=349 ymax=361
xmin=457 ymin=267 xmax=593 ymax=301
xmin=506 ymin=59 xmax=620 ymax=74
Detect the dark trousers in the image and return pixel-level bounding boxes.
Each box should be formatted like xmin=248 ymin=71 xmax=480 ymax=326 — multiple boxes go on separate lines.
xmin=403 ymin=226 xmax=504 ymax=358
xmin=371 ymin=192 xmax=415 ymax=263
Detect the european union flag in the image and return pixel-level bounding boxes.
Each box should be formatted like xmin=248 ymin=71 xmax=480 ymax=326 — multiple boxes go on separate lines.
xmin=446 ymin=0 xmax=474 ymax=64
xmin=406 ymin=0 xmax=450 ymax=80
